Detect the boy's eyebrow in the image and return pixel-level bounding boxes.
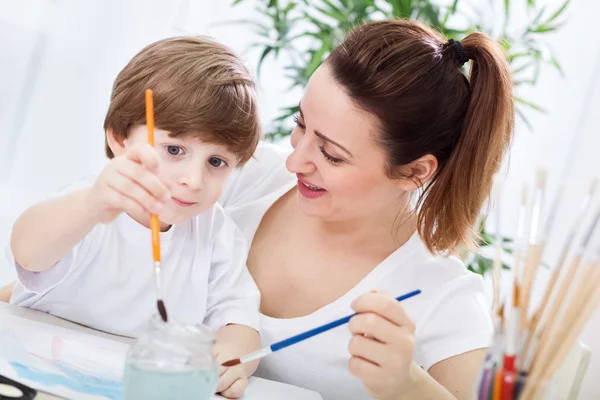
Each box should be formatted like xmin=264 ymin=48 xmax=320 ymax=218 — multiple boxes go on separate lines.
xmin=298 ymin=102 xmax=353 ymax=158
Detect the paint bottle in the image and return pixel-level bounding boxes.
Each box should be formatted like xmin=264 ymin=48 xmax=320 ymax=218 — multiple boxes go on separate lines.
xmin=122 ymin=316 xmax=218 ymax=400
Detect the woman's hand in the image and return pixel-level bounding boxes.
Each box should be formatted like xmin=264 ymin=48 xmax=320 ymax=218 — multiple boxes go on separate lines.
xmin=347 ymin=291 xmax=419 ymax=400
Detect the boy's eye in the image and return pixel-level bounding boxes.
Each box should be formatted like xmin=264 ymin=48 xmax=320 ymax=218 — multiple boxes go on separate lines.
xmin=167 ymin=145 xmax=183 ymax=156
xmin=208 ymin=157 xmax=226 ymax=168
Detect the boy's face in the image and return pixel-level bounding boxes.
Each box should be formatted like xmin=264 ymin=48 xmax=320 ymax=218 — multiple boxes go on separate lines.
xmin=122 ymin=125 xmax=239 ymax=225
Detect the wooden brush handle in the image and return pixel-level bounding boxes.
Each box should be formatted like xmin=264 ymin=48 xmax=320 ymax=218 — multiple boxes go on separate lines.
xmin=145 ymin=89 xmax=160 ymax=263
xmin=525 ymin=265 xmax=600 ymax=399
xmin=520 ymin=243 xmax=545 ymax=331
xmin=150 ymin=214 xmax=161 ymax=262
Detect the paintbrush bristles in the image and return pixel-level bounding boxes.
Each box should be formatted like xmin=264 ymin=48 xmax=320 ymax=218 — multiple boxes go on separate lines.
xmin=222 ymin=358 xmax=241 ymax=367
xmin=157 ymin=300 xmax=168 ymax=322
xmin=536 ymin=167 xmax=548 ymax=190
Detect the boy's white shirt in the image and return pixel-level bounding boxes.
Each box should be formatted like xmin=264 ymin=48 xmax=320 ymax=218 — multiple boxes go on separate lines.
xmin=7 ymin=176 xmax=260 ymax=337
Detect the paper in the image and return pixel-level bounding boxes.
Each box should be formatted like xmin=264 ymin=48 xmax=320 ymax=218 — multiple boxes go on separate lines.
xmin=0 ymin=311 xmax=322 ymax=400
xmin=0 ymin=313 xmax=128 ymax=400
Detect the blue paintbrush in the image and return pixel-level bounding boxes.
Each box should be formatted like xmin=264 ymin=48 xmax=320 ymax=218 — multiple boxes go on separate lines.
xmin=222 ymin=289 xmax=421 ymax=367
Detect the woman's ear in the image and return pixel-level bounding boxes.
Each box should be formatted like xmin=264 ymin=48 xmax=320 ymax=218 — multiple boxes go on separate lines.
xmin=394 ymin=154 xmax=438 ymax=192
xmin=106 ymin=128 xmax=126 ymax=157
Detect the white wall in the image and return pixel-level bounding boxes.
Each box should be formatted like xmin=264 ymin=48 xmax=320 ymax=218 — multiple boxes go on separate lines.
xmin=1 ymin=0 xmax=599 ymax=396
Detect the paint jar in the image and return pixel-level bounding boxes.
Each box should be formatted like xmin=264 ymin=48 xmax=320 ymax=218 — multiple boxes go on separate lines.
xmin=123 ymin=316 xmax=218 ymax=400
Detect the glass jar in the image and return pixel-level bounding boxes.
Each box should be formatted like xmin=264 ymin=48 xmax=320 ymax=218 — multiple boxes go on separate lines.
xmin=123 ymin=316 xmax=218 ymax=400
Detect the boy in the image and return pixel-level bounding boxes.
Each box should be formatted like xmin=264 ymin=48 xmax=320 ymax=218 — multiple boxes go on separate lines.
xmin=8 ymin=37 xmax=261 ymax=398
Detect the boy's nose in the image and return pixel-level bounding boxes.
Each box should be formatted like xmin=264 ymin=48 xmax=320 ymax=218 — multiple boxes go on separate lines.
xmin=182 ymin=169 xmax=204 ymax=191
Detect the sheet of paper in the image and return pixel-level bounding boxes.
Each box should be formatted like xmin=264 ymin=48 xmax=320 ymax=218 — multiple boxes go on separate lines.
xmin=0 ymin=313 xmax=128 ymax=399
xmin=0 ymin=310 xmax=322 ymax=400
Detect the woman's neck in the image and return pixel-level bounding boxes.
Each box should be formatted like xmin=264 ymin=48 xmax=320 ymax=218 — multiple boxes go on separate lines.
xmin=289 ymin=193 xmax=417 ymax=254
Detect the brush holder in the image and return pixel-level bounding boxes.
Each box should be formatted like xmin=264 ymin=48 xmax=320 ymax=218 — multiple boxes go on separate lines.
xmin=123 ymin=315 xmax=218 ymax=400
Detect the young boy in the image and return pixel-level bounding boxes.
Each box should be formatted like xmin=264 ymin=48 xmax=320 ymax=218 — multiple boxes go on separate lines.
xmin=7 ymin=37 xmax=261 ymax=398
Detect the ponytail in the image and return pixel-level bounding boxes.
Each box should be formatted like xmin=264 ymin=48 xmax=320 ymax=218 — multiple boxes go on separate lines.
xmin=418 ymin=32 xmax=514 ymax=253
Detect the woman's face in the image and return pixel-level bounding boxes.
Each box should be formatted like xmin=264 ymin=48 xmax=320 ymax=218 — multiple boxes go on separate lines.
xmin=286 ymin=64 xmax=408 ymax=222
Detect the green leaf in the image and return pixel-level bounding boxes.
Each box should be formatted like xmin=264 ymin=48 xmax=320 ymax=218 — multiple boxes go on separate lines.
xmin=257 ymin=46 xmax=274 ymax=76
xmin=545 ymin=0 xmax=569 ymax=25
xmin=305 ymin=35 xmax=333 ymax=79
xmin=504 ymin=0 xmax=510 ymax=18
xmin=509 ymin=52 xmax=532 ymax=62
xmin=529 ymin=23 xmax=564 ymax=34
xmin=232 ymin=0 xmax=245 ymax=5
xmin=283 ymin=2 xmax=296 ymax=14
xmin=516 ymin=108 xmax=534 ymax=131
xmin=527 ymin=0 xmax=535 ymax=6
xmin=315 ymin=4 xmax=346 ymax=21
xmin=551 ymin=55 xmax=565 ymax=77
xmin=516 ymin=97 xmax=546 ymax=113
xmin=532 ymin=6 xmax=547 ymax=26
xmin=511 ymin=61 xmax=535 ymax=76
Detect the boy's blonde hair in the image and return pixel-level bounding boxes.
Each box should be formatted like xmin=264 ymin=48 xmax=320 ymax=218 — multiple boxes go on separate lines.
xmin=104 ymin=36 xmax=260 ymax=164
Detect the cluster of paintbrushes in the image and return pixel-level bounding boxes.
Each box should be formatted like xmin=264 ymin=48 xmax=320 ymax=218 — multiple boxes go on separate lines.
xmin=476 ymin=169 xmax=600 ymax=400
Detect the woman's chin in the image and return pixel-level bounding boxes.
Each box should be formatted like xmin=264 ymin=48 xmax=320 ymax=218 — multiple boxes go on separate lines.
xmin=296 ymin=192 xmax=335 ymax=219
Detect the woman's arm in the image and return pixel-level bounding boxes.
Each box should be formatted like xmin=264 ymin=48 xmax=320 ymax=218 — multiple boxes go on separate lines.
xmin=428 ymin=349 xmax=487 ymax=399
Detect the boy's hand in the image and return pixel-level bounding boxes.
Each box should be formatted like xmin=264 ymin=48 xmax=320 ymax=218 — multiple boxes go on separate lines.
xmin=215 ymin=346 xmax=249 ymax=399
xmin=87 ymin=143 xmax=170 ymax=223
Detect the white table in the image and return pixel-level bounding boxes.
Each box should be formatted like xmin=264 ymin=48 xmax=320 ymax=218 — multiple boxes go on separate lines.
xmin=0 ymin=302 xmax=322 ymax=400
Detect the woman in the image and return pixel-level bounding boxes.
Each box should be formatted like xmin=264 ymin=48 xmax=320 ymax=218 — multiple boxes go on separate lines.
xmin=217 ymin=19 xmax=513 ymax=399
xmin=1 ymin=19 xmax=513 ymax=399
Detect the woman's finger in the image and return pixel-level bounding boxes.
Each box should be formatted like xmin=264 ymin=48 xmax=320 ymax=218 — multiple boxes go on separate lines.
xmin=351 ymin=292 xmax=415 ymax=332
xmin=348 ymin=312 xmax=407 ymax=344
xmin=220 ymin=377 xmax=248 ymax=399
xmin=347 ymin=333 xmax=391 ymax=366
xmin=348 ymin=355 xmax=383 ymax=384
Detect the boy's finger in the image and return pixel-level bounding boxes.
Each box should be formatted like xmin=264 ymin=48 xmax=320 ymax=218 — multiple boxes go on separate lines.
xmin=126 ymin=144 xmax=161 ymax=173
xmin=220 ymin=378 xmax=248 ymax=399
xmin=107 ymin=177 xmax=162 ymax=215
xmin=216 ymin=368 xmax=237 ymax=393
xmin=106 ymin=189 xmax=150 ymax=218
xmin=117 ymin=161 xmax=170 ymax=202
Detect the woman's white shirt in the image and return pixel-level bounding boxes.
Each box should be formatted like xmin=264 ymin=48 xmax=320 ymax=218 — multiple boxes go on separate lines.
xmin=219 ymin=142 xmax=492 ymax=400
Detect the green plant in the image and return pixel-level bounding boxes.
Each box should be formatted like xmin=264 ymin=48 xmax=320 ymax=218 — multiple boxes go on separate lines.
xmin=231 ymin=0 xmax=568 ymax=137
xmin=229 ymin=0 xmax=568 ymax=275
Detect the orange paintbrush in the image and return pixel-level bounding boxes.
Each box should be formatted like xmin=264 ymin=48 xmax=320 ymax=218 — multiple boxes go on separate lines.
xmin=145 ymin=89 xmax=168 ymax=323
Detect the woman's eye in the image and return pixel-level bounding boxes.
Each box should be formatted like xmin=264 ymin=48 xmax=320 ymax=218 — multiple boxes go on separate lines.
xmin=208 ymin=157 xmax=226 ymax=168
xmin=166 ymin=145 xmax=184 ymax=156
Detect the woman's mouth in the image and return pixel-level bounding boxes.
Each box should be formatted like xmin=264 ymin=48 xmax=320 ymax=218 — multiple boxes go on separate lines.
xmin=297 ymin=175 xmax=327 ymax=199
xmin=172 ymin=197 xmax=197 ymax=207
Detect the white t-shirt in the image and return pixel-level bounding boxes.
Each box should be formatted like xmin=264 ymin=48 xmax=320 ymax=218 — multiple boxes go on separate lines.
xmin=219 ymin=142 xmax=493 ymax=400
xmin=8 ymin=178 xmax=260 ymax=338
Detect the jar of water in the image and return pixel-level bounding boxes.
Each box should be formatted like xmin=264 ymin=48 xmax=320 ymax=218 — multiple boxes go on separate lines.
xmin=123 ymin=316 xmax=218 ymax=400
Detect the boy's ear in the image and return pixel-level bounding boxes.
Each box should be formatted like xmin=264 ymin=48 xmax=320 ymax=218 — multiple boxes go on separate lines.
xmin=106 ymin=128 xmax=126 ymax=156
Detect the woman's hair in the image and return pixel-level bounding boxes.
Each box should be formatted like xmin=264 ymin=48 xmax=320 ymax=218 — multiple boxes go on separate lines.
xmin=327 ymin=19 xmax=514 ymax=254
